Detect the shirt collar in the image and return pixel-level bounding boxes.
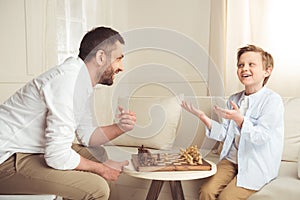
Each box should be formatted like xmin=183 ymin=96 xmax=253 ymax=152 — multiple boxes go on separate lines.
xmin=240 ymin=87 xmax=266 ymax=107
xmin=76 ymin=57 xmax=93 ymax=95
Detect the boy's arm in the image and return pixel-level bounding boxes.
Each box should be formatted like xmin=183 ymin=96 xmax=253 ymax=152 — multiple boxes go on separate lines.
xmin=213 ymin=101 xmax=244 ymax=128
xmin=181 ymin=101 xmax=212 ymax=129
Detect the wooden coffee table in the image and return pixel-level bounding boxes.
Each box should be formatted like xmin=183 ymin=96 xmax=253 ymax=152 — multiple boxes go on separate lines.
xmin=123 ymin=159 xmax=217 ymax=200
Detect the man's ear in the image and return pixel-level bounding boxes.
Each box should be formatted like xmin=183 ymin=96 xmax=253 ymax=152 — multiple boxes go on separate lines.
xmin=95 ymin=50 xmax=106 ymax=65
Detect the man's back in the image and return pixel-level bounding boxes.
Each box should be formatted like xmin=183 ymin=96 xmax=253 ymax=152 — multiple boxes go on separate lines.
xmin=0 ymin=57 xmax=85 ymax=166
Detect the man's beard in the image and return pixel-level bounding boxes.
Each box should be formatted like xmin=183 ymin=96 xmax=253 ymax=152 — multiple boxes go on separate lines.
xmin=98 ymin=65 xmax=114 ymax=86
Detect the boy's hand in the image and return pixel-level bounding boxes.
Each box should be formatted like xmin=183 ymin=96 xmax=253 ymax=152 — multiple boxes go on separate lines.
xmin=181 ymin=101 xmax=212 ymax=129
xmin=181 ymin=101 xmax=205 ymax=118
xmin=116 ymin=106 xmax=136 ymax=132
xmin=214 ymin=101 xmax=244 ymax=127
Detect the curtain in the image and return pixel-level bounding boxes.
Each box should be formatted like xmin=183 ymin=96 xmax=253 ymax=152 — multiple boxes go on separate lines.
xmin=53 ymin=0 xmax=114 ymax=62
xmin=225 ymin=0 xmax=300 ymax=97
xmin=55 ymin=0 xmax=87 ymax=63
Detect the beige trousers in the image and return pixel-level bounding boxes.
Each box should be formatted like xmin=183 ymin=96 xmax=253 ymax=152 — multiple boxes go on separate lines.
xmin=199 ymin=159 xmax=256 ymax=200
xmin=0 ymin=144 xmax=110 ymax=200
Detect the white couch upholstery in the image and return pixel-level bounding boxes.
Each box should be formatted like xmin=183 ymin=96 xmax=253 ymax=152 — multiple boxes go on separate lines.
xmin=104 ymin=96 xmax=300 ymax=200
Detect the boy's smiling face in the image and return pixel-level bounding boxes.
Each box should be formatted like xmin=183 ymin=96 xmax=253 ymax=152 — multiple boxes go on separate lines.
xmin=237 ymin=51 xmax=271 ymax=95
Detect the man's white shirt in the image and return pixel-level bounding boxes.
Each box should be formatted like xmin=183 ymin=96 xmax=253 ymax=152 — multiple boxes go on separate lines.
xmin=0 ymin=57 xmax=97 ymax=170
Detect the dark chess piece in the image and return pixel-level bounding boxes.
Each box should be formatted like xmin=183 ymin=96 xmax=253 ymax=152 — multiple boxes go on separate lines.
xmin=137 ymin=145 xmax=156 ymax=166
xmin=138 ymin=145 xmax=150 ymax=154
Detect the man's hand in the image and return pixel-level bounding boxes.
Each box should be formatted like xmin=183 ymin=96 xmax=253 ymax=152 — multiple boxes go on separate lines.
xmin=98 ymin=160 xmax=129 ymax=181
xmin=89 ymin=106 xmax=136 ymax=146
xmin=116 ymin=106 xmax=136 ymax=132
xmin=75 ymin=156 xmax=129 ymax=181
xmin=214 ymin=101 xmax=244 ymax=128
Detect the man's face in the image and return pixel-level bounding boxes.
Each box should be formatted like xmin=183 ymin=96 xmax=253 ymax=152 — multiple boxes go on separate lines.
xmin=99 ymin=41 xmax=124 ymax=86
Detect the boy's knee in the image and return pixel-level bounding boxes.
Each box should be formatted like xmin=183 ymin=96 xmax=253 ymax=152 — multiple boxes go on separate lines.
xmin=218 ymin=190 xmax=231 ymax=200
xmin=199 ymin=183 xmax=218 ymax=200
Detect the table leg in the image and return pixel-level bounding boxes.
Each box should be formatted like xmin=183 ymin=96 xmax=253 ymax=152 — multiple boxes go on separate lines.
xmin=146 ymin=180 xmax=164 ymax=200
xmin=169 ymin=181 xmax=185 ymax=200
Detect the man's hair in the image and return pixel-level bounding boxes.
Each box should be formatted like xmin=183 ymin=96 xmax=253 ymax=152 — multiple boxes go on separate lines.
xmin=237 ymin=44 xmax=274 ymax=86
xmin=78 ymin=26 xmax=125 ymax=61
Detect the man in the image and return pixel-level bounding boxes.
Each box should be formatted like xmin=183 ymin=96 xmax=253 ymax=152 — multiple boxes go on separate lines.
xmin=0 ymin=27 xmax=136 ymax=200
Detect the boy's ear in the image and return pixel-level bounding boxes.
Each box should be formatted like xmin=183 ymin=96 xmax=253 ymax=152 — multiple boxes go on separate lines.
xmin=264 ymin=67 xmax=272 ymax=77
xmin=95 ymin=50 xmax=106 ymax=65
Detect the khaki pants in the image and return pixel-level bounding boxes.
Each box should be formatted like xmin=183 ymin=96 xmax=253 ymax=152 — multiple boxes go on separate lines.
xmin=199 ymin=159 xmax=256 ymax=200
xmin=0 ymin=144 xmax=109 ymax=200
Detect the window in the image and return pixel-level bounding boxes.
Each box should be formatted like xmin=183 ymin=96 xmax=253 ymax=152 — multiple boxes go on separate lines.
xmin=56 ymin=0 xmax=87 ymax=63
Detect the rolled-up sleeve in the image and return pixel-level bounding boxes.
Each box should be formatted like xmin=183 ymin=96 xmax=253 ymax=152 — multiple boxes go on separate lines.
xmin=75 ymin=94 xmax=97 ymax=146
xmin=206 ymin=119 xmax=228 ymax=142
xmin=41 ymin=69 xmax=80 ymax=170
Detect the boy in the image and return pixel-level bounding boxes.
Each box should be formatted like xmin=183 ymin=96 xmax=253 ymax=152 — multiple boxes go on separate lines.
xmin=182 ymin=44 xmax=284 ymax=200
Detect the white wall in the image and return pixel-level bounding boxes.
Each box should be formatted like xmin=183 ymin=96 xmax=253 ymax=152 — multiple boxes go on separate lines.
xmin=1 ymin=0 xmax=299 ymax=103
xmin=0 ymin=0 xmax=56 ymax=103
xmin=0 ymin=0 xmax=213 ymax=148
xmin=90 ymin=0 xmax=213 ymax=150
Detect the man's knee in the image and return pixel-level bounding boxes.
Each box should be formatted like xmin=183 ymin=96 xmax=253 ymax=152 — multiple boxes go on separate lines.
xmin=62 ymin=173 xmax=110 ymax=200
xmin=85 ymin=175 xmax=110 ymax=200
xmin=93 ymin=181 xmax=110 ymax=200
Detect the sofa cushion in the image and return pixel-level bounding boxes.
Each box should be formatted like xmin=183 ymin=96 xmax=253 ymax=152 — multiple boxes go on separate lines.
xmin=107 ymin=95 xmax=181 ymax=150
xmin=282 ymin=98 xmax=300 ymax=162
xmin=248 ymin=161 xmax=300 ymax=200
xmin=248 ymin=162 xmax=298 ymax=200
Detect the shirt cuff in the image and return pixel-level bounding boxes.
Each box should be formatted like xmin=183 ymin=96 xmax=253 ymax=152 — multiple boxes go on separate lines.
xmin=76 ymin=126 xmax=97 ymax=146
xmin=45 ymin=148 xmax=81 ymax=170
xmin=206 ymin=120 xmax=224 ymax=141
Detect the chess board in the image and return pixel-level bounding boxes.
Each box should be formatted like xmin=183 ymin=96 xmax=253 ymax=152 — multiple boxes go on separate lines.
xmin=131 ymin=152 xmax=212 ymax=172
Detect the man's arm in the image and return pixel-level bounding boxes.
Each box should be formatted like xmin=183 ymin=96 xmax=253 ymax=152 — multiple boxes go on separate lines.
xmin=89 ymin=106 xmax=136 ymax=146
xmin=75 ymin=106 xmax=134 ymax=180
xmin=75 ymin=155 xmax=128 ymax=181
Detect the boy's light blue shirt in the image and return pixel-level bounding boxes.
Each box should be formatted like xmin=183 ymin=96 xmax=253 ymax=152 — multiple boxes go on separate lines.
xmin=207 ymin=87 xmax=284 ymax=190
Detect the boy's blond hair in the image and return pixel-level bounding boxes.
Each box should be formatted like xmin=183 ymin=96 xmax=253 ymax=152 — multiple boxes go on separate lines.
xmin=237 ymin=45 xmax=273 ymax=86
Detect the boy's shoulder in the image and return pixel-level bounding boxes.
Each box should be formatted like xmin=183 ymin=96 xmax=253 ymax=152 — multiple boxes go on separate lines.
xmin=262 ymin=87 xmax=282 ymax=100
xmin=228 ymin=90 xmax=244 ymax=100
xmin=229 ymin=87 xmax=282 ymax=101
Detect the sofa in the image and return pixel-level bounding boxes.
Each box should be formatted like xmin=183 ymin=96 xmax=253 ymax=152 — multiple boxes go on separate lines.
xmin=1 ymin=96 xmax=298 ymax=200
xmin=102 ymin=96 xmax=300 ymax=200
